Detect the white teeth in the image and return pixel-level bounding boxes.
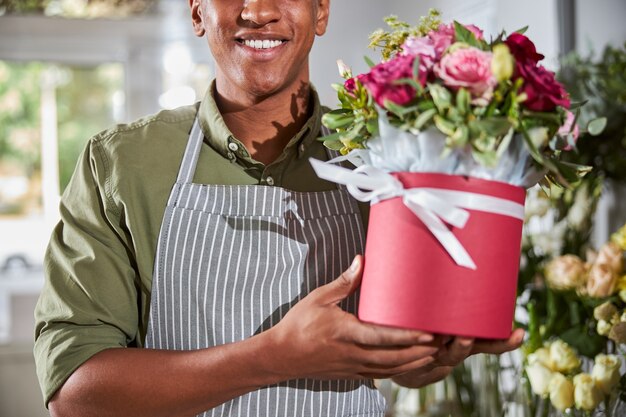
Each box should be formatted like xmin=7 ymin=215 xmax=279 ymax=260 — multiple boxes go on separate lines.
xmin=243 ymin=39 xmax=284 ymax=49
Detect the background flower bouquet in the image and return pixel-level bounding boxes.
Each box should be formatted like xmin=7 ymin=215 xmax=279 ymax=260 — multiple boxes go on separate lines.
xmin=311 ymin=10 xmax=604 ymax=339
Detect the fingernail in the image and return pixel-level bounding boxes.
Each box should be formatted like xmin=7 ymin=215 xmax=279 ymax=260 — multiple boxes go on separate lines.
xmin=349 ymin=256 xmax=360 ymax=273
xmin=460 ymin=338 xmax=474 ymax=347
xmin=418 ymin=334 xmax=434 ymax=343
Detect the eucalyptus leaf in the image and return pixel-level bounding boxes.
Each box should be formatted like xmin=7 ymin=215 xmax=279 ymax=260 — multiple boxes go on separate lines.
xmin=434 ymin=115 xmax=456 ymax=136
xmin=456 ymin=88 xmax=471 ymax=115
xmin=587 ymin=117 xmax=607 ymax=136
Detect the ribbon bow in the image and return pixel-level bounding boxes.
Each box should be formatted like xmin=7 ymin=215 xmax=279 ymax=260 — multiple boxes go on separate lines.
xmin=309 ymin=157 xmax=525 ymax=270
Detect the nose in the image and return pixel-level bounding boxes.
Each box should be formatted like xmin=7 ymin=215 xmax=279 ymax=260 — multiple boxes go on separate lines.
xmin=241 ymin=0 xmax=281 ymax=26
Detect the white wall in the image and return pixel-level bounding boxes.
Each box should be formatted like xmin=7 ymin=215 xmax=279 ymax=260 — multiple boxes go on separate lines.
xmin=576 ymin=0 xmax=626 ymax=54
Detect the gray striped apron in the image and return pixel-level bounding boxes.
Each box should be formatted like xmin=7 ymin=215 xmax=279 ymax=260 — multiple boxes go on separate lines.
xmin=144 ymin=117 xmax=386 ymax=417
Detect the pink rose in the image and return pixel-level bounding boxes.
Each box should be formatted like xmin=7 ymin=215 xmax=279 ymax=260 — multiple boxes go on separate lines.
xmin=518 ymin=62 xmax=570 ymax=111
xmin=401 ymin=36 xmax=437 ymax=70
xmin=505 ymin=32 xmax=544 ymax=64
xmin=558 ymin=110 xmax=580 ymax=149
xmin=428 ymin=23 xmax=484 ymax=58
xmin=360 ymin=54 xmax=424 ymax=107
xmin=434 ymin=47 xmax=497 ymax=105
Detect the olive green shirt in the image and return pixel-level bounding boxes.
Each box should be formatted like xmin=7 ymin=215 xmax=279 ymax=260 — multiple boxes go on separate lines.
xmin=34 ymin=83 xmax=368 ymax=405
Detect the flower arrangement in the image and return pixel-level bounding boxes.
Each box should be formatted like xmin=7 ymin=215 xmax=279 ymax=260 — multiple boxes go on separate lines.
xmin=311 ymin=10 xmax=605 ymax=340
xmin=521 ymin=224 xmax=626 ymax=415
xmin=322 ymin=10 xmax=604 ymax=187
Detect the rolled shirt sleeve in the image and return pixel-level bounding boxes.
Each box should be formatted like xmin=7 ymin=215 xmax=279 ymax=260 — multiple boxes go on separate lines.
xmin=34 ymin=137 xmax=140 ymax=405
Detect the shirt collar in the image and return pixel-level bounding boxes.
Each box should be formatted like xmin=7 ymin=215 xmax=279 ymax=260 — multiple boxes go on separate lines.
xmin=198 ymin=80 xmax=323 ymax=164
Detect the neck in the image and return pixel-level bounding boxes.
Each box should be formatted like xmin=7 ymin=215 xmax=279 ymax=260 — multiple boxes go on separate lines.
xmin=214 ymin=76 xmax=312 ymax=166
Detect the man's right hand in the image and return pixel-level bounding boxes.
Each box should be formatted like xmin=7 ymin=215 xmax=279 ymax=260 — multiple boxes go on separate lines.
xmin=264 ymin=255 xmax=439 ymax=381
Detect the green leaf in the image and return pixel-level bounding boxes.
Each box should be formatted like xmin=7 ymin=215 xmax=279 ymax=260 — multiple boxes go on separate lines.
xmin=568 ymin=100 xmax=588 ymax=110
xmin=322 ymin=139 xmax=345 ymax=151
xmin=453 ymin=21 xmax=481 ymax=48
xmin=428 ymin=83 xmax=452 ymax=113
xmin=392 ymin=77 xmax=423 ymax=92
xmin=455 ymin=88 xmax=471 ymax=115
xmin=364 ymin=55 xmax=376 ymax=68
xmin=414 ymin=108 xmax=437 ymax=130
xmin=472 ymin=117 xmax=512 ymax=137
xmin=514 ymin=25 xmax=529 ymax=35
xmin=559 ymin=326 xmax=605 ymax=358
xmin=587 ymin=117 xmax=607 ymax=136
xmin=412 ymin=55 xmax=421 ymax=79
xmin=434 ymin=115 xmax=456 ymax=137
xmin=321 ymin=111 xmax=355 ymax=130
xmin=551 ymin=159 xmax=593 ymax=183
xmin=318 ymin=131 xmax=341 ymax=142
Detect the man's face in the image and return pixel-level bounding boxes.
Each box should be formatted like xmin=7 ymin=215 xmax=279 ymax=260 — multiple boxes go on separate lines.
xmin=191 ymin=0 xmax=330 ymax=98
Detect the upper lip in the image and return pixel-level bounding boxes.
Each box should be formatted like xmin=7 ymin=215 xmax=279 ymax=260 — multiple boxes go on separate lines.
xmin=235 ymin=32 xmax=290 ymax=41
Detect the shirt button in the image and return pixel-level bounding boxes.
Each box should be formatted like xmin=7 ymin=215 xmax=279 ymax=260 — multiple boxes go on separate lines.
xmin=266 ymin=176 xmax=275 ymax=186
xmin=228 ymin=142 xmax=239 ymax=152
xmin=227 ymin=152 xmax=236 ymax=160
xmin=299 ymin=144 xmax=306 ymax=154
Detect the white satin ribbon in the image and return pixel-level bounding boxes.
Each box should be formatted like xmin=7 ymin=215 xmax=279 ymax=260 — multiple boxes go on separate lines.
xmin=309 ymin=157 xmax=525 ymax=270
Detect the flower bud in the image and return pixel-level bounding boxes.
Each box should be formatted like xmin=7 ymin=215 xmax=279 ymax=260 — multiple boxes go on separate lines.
xmin=336 ymin=59 xmax=352 ymax=79
xmin=526 ymin=362 xmax=554 ymax=397
xmin=549 ymin=372 xmax=575 ymax=411
xmin=528 ymin=347 xmax=552 ymax=368
xmin=491 ymin=43 xmax=514 ymax=82
xmin=597 ymin=319 xmax=613 ymax=336
xmin=608 ymin=322 xmax=626 ymax=344
xmin=587 ymin=263 xmax=618 ymax=298
xmin=594 ymin=302 xmax=618 ymax=322
xmin=592 ymin=354 xmax=621 ymax=395
xmin=549 ymin=340 xmax=581 ymax=373
xmin=596 ymin=242 xmax=624 ymax=275
xmin=573 ymin=373 xmax=604 ymax=411
xmin=545 ymin=255 xmax=587 ymax=291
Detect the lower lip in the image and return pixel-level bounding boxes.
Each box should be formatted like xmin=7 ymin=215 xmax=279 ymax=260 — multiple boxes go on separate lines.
xmin=236 ymin=41 xmax=287 ymax=60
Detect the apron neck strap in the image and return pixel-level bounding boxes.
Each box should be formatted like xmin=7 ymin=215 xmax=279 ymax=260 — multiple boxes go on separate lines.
xmin=176 ymin=117 xmax=204 ymax=184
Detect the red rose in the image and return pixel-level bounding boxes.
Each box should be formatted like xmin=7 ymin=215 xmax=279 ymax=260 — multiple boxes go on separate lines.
xmin=518 ymin=62 xmax=570 ymax=111
xmin=505 ymin=33 xmax=544 ymax=64
xmin=360 ymin=54 xmax=425 ymax=107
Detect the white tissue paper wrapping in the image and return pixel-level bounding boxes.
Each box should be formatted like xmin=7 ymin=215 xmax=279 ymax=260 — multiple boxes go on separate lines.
xmin=360 ymin=111 xmax=544 ymax=188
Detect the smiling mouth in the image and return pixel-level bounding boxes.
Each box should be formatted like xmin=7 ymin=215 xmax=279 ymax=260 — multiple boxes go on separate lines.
xmin=236 ymin=39 xmax=286 ymax=50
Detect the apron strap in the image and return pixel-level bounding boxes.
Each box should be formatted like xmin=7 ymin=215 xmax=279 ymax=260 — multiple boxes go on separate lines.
xmin=176 ymin=117 xmax=204 ymax=184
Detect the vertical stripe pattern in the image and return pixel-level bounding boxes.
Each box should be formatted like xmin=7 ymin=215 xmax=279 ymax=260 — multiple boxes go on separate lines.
xmin=145 ymin=118 xmax=386 ymax=416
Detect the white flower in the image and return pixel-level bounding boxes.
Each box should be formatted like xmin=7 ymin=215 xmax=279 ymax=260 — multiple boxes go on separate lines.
xmin=528 ymin=347 xmax=552 ymax=368
xmin=526 ymin=362 xmax=554 ymax=397
xmin=574 ymin=373 xmax=604 ymax=411
xmin=549 ymin=372 xmax=575 ymax=411
xmin=336 ymin=60 xmax=352 ymax=79
xmin=597 ymin=319 xmax=613 ymax=336
xmin=592 ymin=354 xmax=621 ymax=395
xmin=549 ymin=340 xmax=581 ymax=373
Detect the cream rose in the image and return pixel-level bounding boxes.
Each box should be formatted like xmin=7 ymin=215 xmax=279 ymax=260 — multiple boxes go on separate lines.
xmin=528 ymin=347 xmax=552 ymax=368
xmin=609 ymin=322 xmax=626 ymax=344
xmin=574 ymin=373 xmax=604 ymax=411
xmin=549 ymin=340 xmax=581 ymax=373
xmin=597 ymin=319 xmax=613 ymax=336
xmin=592 ymin=354 xmax=621 ymax=394
xmin=596 ymin=242 xmax=624 ymax=275
xmin=587 ymin=263 xmax=618 ymax=298
xmin=594 ymin=302 xmax=618 ymax=321
xmin=549 ymin=372 xmax=575 ymax=411
xmin=544 ymin=255 xmax=587 ymax=291
xmin=526 ymin=362 xmax=554 ymax=396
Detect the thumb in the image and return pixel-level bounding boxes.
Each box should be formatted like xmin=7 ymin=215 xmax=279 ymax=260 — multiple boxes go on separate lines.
xmin=316 ymin=255 xmax=363 ymax=304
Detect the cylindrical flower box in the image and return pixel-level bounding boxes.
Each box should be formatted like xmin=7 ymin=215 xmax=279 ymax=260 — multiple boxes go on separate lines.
xmin=358 ymin=172 xmax=526 ymax=339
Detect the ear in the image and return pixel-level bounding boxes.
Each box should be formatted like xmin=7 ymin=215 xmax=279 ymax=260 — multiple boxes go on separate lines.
xmin=189 ymin=0 xmax=206 ymax=37
xmin=315 ymin=0 xmax=330 ymax=36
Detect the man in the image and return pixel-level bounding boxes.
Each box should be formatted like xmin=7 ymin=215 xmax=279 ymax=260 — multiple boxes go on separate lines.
xmin=34 ymin=1 xmax=523 ymax=416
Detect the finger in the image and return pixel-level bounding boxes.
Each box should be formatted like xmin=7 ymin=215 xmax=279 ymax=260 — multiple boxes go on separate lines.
xmin=472 ymin=328 xmax=525 ymax=355
xmin=436 ymin=337 xmax=473 ymax=366
xmin=312 ymin=255 xmax=363 ymax=304
xmin=355 ymin=344 xmax=438 ymax=368
xmin=347 ymin=321 xmax=434 ymax=347
xmin=359 ymin=355 xmax=436 ymax=379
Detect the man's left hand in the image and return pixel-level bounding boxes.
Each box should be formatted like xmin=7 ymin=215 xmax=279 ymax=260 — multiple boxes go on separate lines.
xmin=391 ymin=328 xmax=525 ymax=388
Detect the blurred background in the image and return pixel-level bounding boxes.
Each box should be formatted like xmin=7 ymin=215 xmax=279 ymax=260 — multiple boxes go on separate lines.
xmin=0 ymin=0 xmax=624 ymax=416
